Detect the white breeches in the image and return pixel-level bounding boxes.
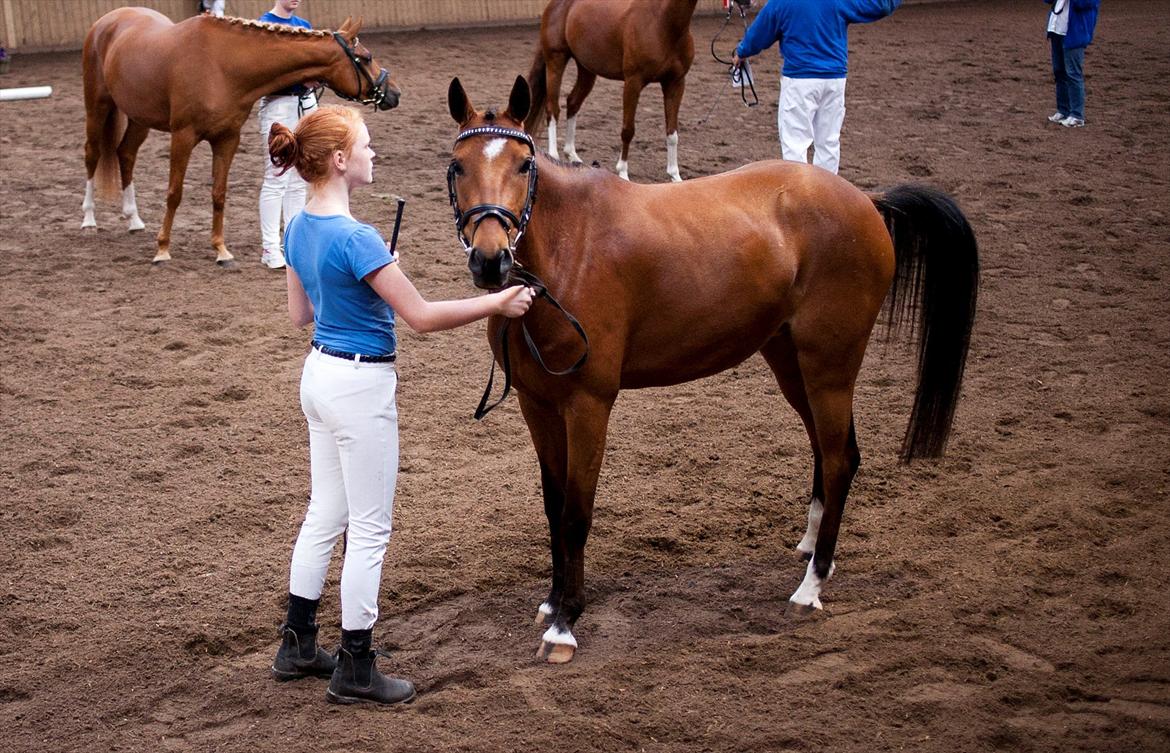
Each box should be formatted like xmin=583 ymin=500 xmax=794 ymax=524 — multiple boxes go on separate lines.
xmin=289 ymin=349 xmax=399 ymax=631
xmin=778 ymin=76 xmax=847 ymax=175
xmin=259 ymin=93 xmax=316 ymax=251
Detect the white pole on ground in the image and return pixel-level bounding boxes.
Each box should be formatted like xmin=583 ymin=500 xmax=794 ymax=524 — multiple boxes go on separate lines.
xmin=0 ymin=86 xmax=53 ymax=101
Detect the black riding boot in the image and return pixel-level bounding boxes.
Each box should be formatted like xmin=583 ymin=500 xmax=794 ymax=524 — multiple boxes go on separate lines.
xmin=325 ymin=628 xmax=416 ymax=706
xmin=271 ymin=594 xmax=337 ymax=681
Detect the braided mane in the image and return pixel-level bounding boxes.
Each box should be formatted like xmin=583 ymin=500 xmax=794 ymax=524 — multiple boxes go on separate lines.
xmin=205 ymin=13 xmax=331 ymax=38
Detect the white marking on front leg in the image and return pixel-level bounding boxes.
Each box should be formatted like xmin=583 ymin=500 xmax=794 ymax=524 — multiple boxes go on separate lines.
xmin=563 ymin=115 xmax=581 ymax=163
xmin=789 ymin=557 xmax=835 ymax=610
xmin=122 ymin=182 xmax=145 ymax=232
xmin=538 ymin=601 xmax=553 ymax=617
xmin=615 ymin=158 xmax=629 ymax=181
xmin=81 ymin=179 xmax=96 ymax=229
xmin=796 ymin=497 xmax=823 ymax=556
xmin=547 ymin=118 xmax=559 ymax=159
xmin=541 ymin=624 xmax=577 ymax=648
xmin=666 ymin=130 xmax=681 ymax=182
xmin=483 ymin=138 xmax=506 ymax=161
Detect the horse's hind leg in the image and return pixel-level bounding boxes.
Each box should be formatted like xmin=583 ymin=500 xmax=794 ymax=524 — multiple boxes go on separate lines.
xmin=780 ymin=331 xmax=864 ymax=615
xmin=82 ymin=97 xmax=115 ymax=230
xmin=562 ymin=67 xmax=596 ymax=164
xmin=661 ymin=76 xmax=685 ymax=182
xmin=154 ymin=128 xmax=198 ymax=264
xmin=117 ymin=121 xmax=150 ymax=232
xmin=616 ymin=76 xmax=645 ymax=180
xmin=761 ymin=331 xmax=825 ymax=560
xmin=543 ymin=53 xmax=570 ymax=159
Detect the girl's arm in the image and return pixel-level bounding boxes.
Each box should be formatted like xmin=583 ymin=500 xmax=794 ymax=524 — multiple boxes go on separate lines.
xmin=287 ymin=266 xmax=314 ymax=328
xmin=364 ymin=262 xmax=533 ymax=333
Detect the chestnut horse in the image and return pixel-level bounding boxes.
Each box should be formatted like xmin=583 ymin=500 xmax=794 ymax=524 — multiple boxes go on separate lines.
xmin=81 ymin=9 xmax=399 ymax=266
xmin=448 ymin=77 xmax=979 ymax=663
xmin=524 ymin=0 xmax=705 ymax=182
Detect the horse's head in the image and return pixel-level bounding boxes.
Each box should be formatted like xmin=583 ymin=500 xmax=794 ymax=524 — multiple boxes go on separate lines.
xmin=327 ymin=17 xmax=400 ymax=111
xmin=447 ymin=76 xmax=536 ymax=290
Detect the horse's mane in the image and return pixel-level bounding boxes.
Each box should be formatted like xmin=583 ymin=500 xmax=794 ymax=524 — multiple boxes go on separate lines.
xmin=205 ymin=13 xmax=330 ymax=38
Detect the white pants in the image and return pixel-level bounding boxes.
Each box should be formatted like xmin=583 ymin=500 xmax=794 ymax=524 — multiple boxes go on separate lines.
xmin=289 ymin=349 xmax=399 ymax=631
xmin=778 ymin=76 xmax=847 ymax=174
xmin=259 ymin=93 xmax=316 ymax=252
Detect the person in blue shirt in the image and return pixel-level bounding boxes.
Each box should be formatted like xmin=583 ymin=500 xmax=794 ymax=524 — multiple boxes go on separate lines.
xmin=1044 ymin=0 xmax=1100 ymax=128
xmin=732 ymin=0 xmax=900 ymax=174
xmin=266 ymin=105 xmax=534 ymax=705
xmin=257 ymin=0 xmax=317 ymax=270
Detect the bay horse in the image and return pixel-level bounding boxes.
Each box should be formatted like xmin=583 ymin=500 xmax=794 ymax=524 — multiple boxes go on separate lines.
xmin=448 ymin=77 xmax=979 ymax=663
xmin=81 ymin=10 xmax=399 ymax=267
xmin=524 ymin=0 xmax=709 ymax=182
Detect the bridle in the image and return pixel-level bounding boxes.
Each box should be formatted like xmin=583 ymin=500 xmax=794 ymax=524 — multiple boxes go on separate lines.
xmin=330 ymin=32 xmax=393 ymax=109
xmin=447 ymin=125 xmax=538 ymax=254
xmin=446 ymin=124 xmax=589 ymax=420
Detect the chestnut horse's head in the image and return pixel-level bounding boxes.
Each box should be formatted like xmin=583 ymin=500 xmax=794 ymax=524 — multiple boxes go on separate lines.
xmin=447 ymin=76 xmax=536 ymax=290
xmin=328 ymin=17 xmax=399 ymax=111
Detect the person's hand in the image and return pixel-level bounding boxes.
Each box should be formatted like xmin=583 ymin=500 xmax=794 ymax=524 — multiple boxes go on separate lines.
xmin=732 ymin=52 xmax=742 ymax=67
xmin=495 ymin=286 xmax=534 ymax=318
xmin=385 ymin=241 xmax=399 ymax=263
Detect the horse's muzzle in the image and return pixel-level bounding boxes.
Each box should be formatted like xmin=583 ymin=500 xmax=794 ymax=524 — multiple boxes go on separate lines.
xmin=377 ymin=84 xmax=400 ymax=110
xmin=468 ymin=248 xmax=513 ymax=290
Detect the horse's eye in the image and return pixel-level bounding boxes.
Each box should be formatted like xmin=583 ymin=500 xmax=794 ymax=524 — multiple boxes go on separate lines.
xmin=518 ymin=159 xmax=532 ymax=175
xmin=451 ymin=162 xmax=464 ymax=176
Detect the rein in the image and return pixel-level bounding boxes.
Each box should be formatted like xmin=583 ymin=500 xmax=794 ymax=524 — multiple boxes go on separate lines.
xmin=330 ymin=33 xmax=392 ymax=109
xmin=447 ymin=125 xmax=589 ymax=420
xmin=699 ymin=0 xmax=758 ymax=122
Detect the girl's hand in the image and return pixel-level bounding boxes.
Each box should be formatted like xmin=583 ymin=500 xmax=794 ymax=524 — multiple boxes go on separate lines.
xmin=495 ymin=286 xmax=535 ymax=318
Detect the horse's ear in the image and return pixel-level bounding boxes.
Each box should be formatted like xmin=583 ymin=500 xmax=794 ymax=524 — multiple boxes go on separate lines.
xmin=338 ymin=16 xmax=352 ymax=35
xmin=448 ymin=78 xmax=475 ymax=125
xmin=505 ymin=75 xmax=531 ymax=124
xmin=351 ymin=16 xmax=364 ymax=35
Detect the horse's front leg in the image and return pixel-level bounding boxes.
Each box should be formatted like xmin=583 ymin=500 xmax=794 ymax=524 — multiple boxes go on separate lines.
xmin=518 ymin=394 xmax=568 ymax=627
xmin=209 ymin=132 xmax=241 ymax=268
xmin=154 ymin=128 xmax=198 ymax=264
xmin=537 ymin=392 xmax=613 ymax=664
xmin=616 ymin=77 xmax=645 ymax=181
xmin=661 ymin=76 xmax=685 ymax=182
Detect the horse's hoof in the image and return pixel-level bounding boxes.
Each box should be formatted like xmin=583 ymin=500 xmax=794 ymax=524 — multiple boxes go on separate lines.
xmin=128 ymin=224 xmax=145 ymax=233
xmin=533 ymin=610 xmax=550 ymax=626
xmin=216 ymin=259 xmax=239 ymax=271
xmin=797 ymin=549 xmax=813 ymax=562
xmin=150 ymin=259 xmax=168 ymax=268
xmin=536 ymin=641 xmax=575 ymax=664
xmin=784 ymin=600 xmax=823 ymax=620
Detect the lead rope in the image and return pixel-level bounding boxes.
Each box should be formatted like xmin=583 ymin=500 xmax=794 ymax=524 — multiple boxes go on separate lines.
xmin=474 ymin=266 xmax=589 ymax=420
xmin=699 ymin=1 xmax=758 ymax=124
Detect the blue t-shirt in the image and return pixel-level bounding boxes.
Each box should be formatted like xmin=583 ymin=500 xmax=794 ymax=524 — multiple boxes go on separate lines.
xmin=284 ymin=213 xmax=398 ymax=356
xmin=258 ymin=11 xmax=313 ymax=96
xmin=736 ymin=0 xmax=900 ymax=79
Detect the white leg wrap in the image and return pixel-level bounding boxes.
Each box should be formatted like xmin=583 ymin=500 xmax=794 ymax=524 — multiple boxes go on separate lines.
xmin=564 ymin=116 xmax=581 ymax=163
xmin=789 ymin=557 xmax=835 ymax=610
xmin=666 ymin=131 xmax=681 ymax=182
xmin=796 ymin=497 xmax=823 ymax=555
xmin=541 ymin=624 xmax=577 ymax=648
xmin=81 ymin=179 xmax=96 ymax=229
xmin=547 ymin=118 xmax=559 ymax=159
xmin=616 ymin=158 xmax=629 ymax=181
xmin=122 ymin=182 xmax=145 ymax=231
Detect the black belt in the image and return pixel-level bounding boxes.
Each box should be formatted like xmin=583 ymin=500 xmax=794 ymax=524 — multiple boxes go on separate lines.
xmin=312 ymin=341 xmax=396 ymax=363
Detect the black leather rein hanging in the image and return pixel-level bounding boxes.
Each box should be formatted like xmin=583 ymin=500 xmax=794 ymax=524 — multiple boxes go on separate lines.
xmin=446 ymin=125 xmax=590 ymax=420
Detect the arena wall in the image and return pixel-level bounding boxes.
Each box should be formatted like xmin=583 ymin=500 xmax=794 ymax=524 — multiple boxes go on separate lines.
xmin=3 ymin=0 xmax=736 ymax=52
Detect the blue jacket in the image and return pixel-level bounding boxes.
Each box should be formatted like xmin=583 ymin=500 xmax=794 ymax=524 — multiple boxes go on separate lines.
xmin=735 ymin=0 xmax=900 ymax=79
xmin=1047 ymin=0 xmax=1099 ymax=50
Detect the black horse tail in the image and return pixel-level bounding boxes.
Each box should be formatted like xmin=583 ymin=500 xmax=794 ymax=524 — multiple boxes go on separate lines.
xmin=872 ymin=185 xmax=979 ymax=463
xmin=523 ymin=48 xmax=548 ymax=136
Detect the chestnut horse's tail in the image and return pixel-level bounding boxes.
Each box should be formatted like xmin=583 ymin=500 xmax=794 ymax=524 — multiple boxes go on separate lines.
xmin=872 ymin=185 xmax=979 ymax=463
xmin=94 ymin=107 xmax=126 ymax=201
xmin=523 ymin=48 xmax=548 ymax=136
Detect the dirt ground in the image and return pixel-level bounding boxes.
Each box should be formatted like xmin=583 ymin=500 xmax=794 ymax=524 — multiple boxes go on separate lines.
xmin=1 ymin=1 xmax=1168 ymax=751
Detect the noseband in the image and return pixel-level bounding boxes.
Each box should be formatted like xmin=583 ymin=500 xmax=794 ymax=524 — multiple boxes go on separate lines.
xmin=331 ymin=33 xmax=392 ymax=109
xmin=447 ymin=125 xmax=538 ymax=254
